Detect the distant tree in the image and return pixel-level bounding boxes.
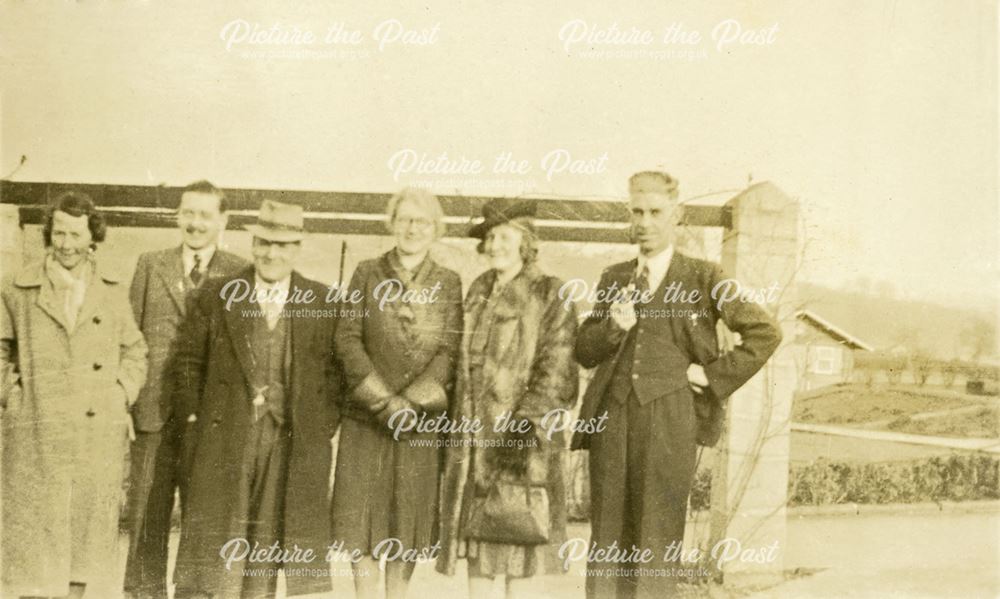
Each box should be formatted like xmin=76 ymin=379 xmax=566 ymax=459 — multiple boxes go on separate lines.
xmin=863 ymin=350 xmax=908 ymax=385
xmin=941 ymin=360 xmax=959 ymax=388
xmin=960 ymin=318 xmax=997 ymax=362
xmin=910 ymin=352 xmax=934 ymax=387
xmin=862 ymin=365 xmax=877 ymax=388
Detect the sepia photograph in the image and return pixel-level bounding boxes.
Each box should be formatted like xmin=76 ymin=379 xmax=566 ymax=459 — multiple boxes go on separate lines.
xmin=0 ymin=2 xmax=997 ymax=598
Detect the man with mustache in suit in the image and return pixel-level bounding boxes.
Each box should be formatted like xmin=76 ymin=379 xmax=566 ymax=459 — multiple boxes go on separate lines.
xmin=124 ymin=180 xmax=247 ymax=599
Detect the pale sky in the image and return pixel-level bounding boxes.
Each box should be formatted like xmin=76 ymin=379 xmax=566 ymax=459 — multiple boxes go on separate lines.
xmin=1 ymin=0 xmax=996 ymax=309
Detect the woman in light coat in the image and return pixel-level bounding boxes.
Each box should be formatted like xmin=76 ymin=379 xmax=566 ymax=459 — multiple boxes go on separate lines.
xmin=1 ymin=192 xmax=147 ymax=598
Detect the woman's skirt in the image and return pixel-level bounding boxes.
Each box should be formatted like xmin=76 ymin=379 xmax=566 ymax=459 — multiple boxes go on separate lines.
xmin=331 ymin=416 xmax=441 ymax=557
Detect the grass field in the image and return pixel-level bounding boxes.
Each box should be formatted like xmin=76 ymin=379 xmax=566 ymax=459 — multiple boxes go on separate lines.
xmin=886 ymin=406 xmax=999 ymax=438
xmin=788 ymin=431 xmax=960 ymax=464
xmin=793 ymin=384 xmax=999 ymax=439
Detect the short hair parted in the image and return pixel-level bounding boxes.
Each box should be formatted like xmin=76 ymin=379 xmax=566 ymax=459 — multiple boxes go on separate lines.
xmin=628 ymin=171 xmax=680 ymax=199
xmin=385 ymin=187 xmax=446 ymax=238
xmin=42 ymin=191 xmax=107 ymax=249
xmin=180 ymin=180 xmax=228 ymax=213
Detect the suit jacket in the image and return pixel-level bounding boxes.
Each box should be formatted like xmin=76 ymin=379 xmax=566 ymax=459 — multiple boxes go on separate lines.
xmin=572 ymin=251 xmax=782 ymax=449
xmin=129 ymin=245 xmax=247 ymax=432
xmin=171 ymin=267 xmax=341 ymax=596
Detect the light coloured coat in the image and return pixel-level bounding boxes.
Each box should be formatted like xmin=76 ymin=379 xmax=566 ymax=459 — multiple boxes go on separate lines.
xmin=1 ymin=258 xmax=147 ymax=597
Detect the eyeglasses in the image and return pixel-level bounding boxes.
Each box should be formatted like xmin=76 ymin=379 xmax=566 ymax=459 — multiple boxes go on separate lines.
xmin=395 ymin=217 xmax=434 ymax=230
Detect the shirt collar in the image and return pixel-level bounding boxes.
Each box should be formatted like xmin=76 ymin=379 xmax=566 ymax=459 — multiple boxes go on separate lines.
xmin=182 ymin=244 xmax=216 ymax=273
xmin=637 ymin=245 xmax=674 ymax=290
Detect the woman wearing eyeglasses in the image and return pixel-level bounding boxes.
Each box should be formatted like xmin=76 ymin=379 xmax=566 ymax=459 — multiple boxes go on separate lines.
xmin=332 ymin=187 xmax=463 ymax=599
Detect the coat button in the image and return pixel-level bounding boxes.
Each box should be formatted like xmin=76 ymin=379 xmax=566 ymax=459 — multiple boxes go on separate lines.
xmin=93 ymin=363 xmax=102 ymax=370
xmin=93 ymin=316 xmax=101 ymax=324
xmin=86 ymin=409 xmax=95 ymax=417
xmin=632 ymin=373 xmax=639 ymax=380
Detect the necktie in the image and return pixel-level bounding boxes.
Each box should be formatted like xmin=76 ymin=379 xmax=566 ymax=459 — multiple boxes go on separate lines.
xmin=634 ymin=264 xmax=650 ymax=301
xmin=189 ymin=254 xmax=203 ymax=286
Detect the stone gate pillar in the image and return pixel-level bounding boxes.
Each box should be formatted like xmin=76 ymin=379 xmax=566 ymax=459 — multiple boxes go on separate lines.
xmin=707 ymin=182 xmax=799 ymax=584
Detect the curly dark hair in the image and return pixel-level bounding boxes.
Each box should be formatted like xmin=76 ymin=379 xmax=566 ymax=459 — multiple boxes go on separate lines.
xmin=42 ymin=191 xmax=107 ymax=249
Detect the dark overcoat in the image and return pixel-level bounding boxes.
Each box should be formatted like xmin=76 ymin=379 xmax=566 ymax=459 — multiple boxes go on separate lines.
xmin=124 ymin=245 xmax=247 ymax=596
xmin=334 ymin=250 xmax=463 ymax=420
xmin=331 ymin=250 xmax=463 ymax=554
xmin=171 ymin=267 xmax=341 ymax=597
xmin=129 ymin=245 xmax=247 ymax=432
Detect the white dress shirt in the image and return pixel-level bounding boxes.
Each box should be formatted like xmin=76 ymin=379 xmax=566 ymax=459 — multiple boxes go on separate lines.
xmin=254 ymin=274 xmax=291 ymax=330
xmin=636 ymin=245 xmax=674 ymax=293
xmin=182 ymin=244 xmax=217 ymax=279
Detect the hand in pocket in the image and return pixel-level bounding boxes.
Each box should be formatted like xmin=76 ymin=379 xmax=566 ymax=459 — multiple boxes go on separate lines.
xmin=117 ymin=383 xmax=136 ymax=441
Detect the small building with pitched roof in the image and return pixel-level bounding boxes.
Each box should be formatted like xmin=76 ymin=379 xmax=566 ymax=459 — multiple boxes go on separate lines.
xmin=794 ymin=309 xmax=875 ymax=391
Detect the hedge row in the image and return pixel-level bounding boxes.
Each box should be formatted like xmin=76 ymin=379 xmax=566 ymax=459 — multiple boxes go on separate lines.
xmin=684 ymin=454 xmax=999 ymax=512
xmin=787 ymin=454 xmax=999 ymax=506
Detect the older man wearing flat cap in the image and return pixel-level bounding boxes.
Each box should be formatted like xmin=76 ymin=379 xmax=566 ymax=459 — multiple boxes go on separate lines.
xmin=171 ymin=200 xmax=342 ymax=599
xmin=573 ymin=172 xmax=782 ymax=599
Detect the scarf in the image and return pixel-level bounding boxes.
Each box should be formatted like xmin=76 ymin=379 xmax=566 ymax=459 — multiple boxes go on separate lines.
xmin=45 ymin=254 xmax=92 ymax=331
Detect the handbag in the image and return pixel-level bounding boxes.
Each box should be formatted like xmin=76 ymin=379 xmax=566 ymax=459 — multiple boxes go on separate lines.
xmin=465 ymin=479 xmax=550 ymax=545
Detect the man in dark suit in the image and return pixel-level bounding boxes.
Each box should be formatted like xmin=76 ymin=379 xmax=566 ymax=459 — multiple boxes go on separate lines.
xmin=172 ymin=200 xmax=341 ymax=599
xmin=125 ymin=180 xmax=248 ymax=599
xmin=573 ymin=171 xmax=783 ymax=599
